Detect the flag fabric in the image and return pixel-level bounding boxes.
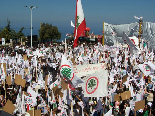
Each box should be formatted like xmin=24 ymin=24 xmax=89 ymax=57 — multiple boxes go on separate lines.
xmin=0 ymin=63 xmax=5 ymax=81
xmin=28 ymin=50 xmax=33 ymax=56
xmin=104 ymin=108 xmax=112 ymax=116
xmin=59 ymin=95 xmax=63 ymax=106
xmin=60 ymin=106 xmax=67 ymax=116
xmin=38 ymin=50 xmax=44 ymax=57
xmin=62 ymin=89 xmax=67 ymax=104
xmin=21 ymin=92 xmax=25 ymax=114
xmin=66 ymin=85 xmax=72 ymax=105
xmin=77 ymin=101 xmax=84 ymax=116
xmin=148 ymin=61 xmax=155 ymax=70
xmin=83 ymin=70 xmax=108 ymax=97
xmin=60 ymin=55 xmax=74 ymax=80
xmin=122 ymin=32 xmax=138 ymax=55
xmin=16 ymin=86 xmax=22 ymax=114
xmin=51 ymin=90 xmax=57 ymax=109
xmin=50 ymin=79 xmax=59 ymax=89
xmin=74 ymin=0 xmax=86 ymax=48
xmin=138 ymin=62 xmax=151 ymax=76
xmin=60 ymin=55 xmax=83 ymax=87
xmin=27 ymin=86 xmax=38 ymax=98
xmin=25 ymin=96 xmax=37 ymax=107
xmin=27 ymin=104 xmax=30 ymax=111
xmin=71 ymin=20 xmax=75 ymax=27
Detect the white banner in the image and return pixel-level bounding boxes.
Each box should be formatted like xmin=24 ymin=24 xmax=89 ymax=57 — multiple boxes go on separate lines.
xmin=83 ymin=70 xmax=108 ymax=97
xmin=138 ymin=62 xmax=151 ymax=76
xmin=73 ymin=63 xmax=106 ymax=77
xmin=2 ymin=38 xmax=5 ymax=45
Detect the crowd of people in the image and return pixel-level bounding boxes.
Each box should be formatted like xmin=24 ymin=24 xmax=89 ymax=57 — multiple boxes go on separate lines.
xmin=0 ymin=42 xmax=155 ymax=116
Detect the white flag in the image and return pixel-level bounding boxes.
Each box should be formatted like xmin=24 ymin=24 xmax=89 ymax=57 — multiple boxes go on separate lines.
xmin=60 ymin=55 xmax=83 ymax=87
xmin=138 ymin=62 xmax=151 ymax=76
xmin=0 ymin=63 xmax=5 ymax=81
xmin=60 ymin=55 xmax=74 ymax=80
xmin=83 ymin=70 xmax=108 ymax=97
xmin=50 ymin=79 xmax=59 ymax=89
xmin=104 ymin=108 xmax=112 ymax=116
xmin=21 ymin=92 xmax=25 ymax=114
xmin=71 ymin=20 xmax=75 ymax=27
xmin=148 ymin=61 xmax=155 ymax=70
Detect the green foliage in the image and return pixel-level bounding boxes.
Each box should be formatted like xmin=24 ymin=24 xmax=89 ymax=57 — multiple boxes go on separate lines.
xmin=6 ymin=19 xmax=11 ymax=32
xmin=0 ymin=28 xmax=16 ymax=41
xmin=16 ymin=27 xmax=26 ymax=41
xmin=0 ymin=20 xmax=26 ymax=42
xmin=39 ymin=23 xmax=61 ymax=42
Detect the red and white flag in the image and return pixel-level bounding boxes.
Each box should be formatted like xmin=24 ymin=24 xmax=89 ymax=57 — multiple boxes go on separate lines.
xmin=74 ymin=0 xmax=86 ymax=48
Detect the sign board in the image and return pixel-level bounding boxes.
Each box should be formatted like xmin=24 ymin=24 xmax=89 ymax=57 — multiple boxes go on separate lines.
xmin=73 ymin=63 xmax=105 ymax=77
xmin=121 ymin=91 xmax=131 ymax=101
xmin=15 ymin=75 xmax=22 ymax=85
xmin=122 ymin=75 xmax=128 ymax=83
xmin=114 ymin=94 xmax=121 ymax=101
xmin=6 ymin=75 xmax=12 ymax=85
xmin=3 ymin=100 xmax=15 ymax=114
xmin=23 ymin=55 xmax=27 ymax=61
xmin=135 ymin=100 xmax=145 ymax=111
xmin=21 ymin=79 xmax=26 ymax=88
xmin=2 ymin=38 xmax=5 ymax=45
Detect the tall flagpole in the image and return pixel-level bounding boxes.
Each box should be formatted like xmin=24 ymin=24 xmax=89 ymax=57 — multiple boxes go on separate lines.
xmin=65 ymin=38 xmax=67 ymax=54
xmin=102 ymin=22 xmax=104 ymax=46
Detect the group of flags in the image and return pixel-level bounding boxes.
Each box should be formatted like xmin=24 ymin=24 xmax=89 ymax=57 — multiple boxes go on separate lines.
xmin=60 ymin=54 xmax=108 ymax=97
xmin=73 ymin=0 xmax=137 ymax=53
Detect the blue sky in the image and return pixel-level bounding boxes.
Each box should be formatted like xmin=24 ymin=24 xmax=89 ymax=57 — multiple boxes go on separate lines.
xmin=0 ymin=0 xmax=155 ymax=40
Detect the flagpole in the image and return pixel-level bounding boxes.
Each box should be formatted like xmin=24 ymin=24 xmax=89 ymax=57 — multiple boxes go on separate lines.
xmin=68 ymin=83 xmax=74 ymax=116
xmin=33 ymin=106 xmax=35 ymax=116
xmin=74 ymin=27 xmax=78 ymax=49
xmin=103 ymin=101 xmax=105 ymax=116
xmin=73 ymin=91 xmax=81 ymax=101
xmin=90 ymin=97 xmax=92 ymax=113
xmin=65 ymin=38 xmax=67 ymax=54
xmin=4 ymin=81 xmax=6 ymax=103
xmin=71 ymin=100 xmax=74 ymax=116
xmin=102 ymin=22 xmax=104 ymax=46
xmin=36 ymin=57 xmax=38 ymax=83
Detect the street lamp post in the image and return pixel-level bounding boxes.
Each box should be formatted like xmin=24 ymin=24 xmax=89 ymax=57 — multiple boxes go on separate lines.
xmin=25 ymin=6 xmax=38 ymax=48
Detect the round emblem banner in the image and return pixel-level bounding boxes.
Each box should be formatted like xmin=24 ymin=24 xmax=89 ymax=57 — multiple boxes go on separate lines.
xmin=60 ymin=65 xmax=74 ymax=81
xmin=86 ymin=77 xmax=99 ymax=94
xmin=143 ymin=64 xmax=150 ymax=71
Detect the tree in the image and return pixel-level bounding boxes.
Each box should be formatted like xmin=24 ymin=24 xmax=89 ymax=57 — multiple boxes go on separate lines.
xmin=0 ymin=28 xmax=16 ymax=41
xmin=0 ymin=20 xmax=26 ymax=42
xmin=16 ymin=27 xmax=26 ymax=42
xmin=16 ymin=27 xmax=25 ymax=38
xmin=39 ymin=23 xmax=61 ymax=42
xmin=0 ymin=20 xmax=16 ymax=41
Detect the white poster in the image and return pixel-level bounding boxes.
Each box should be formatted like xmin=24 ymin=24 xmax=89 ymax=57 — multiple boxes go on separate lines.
xmin=73 ymin=63 xmax=106 ymax=77
xmin=83 ymin=70 xmax=108 ymax=97
xmin=2 ymin=38 xmax=5 ymax=45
